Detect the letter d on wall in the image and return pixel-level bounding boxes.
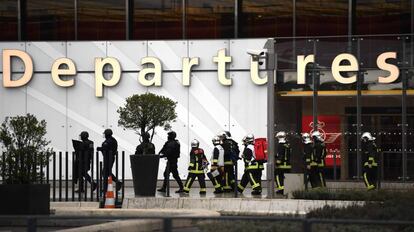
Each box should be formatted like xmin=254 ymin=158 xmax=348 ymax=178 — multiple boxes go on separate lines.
xmin=2 ymin=49 xmax=33 ymax=87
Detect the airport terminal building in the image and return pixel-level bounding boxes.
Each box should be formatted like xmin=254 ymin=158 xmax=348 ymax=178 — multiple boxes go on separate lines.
xmin=0 ymin=0 xmax=413 ymax=182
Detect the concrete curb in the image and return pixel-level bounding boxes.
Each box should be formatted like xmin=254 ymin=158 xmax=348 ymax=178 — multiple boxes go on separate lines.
xmin=123 ymin=197 xmax=364 ymax=216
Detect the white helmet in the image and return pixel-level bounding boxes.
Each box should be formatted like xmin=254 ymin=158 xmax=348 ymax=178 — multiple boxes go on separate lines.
xmin=191 ymin=139 xmax=199 ymax=148
xmin=218 ymin=131 xmax=227 ymax=140
xmin=245 ymin=134 xmax=254 ymax=144
xmin=302 ymin=133 xmax=312 ymax=144
xmin=212 ymin=136 xmax=221 ymax=145
xmin=311 ymin=131 xmax=324 ymax=142
xmin=361 ymin=132 xmax=375 ymax=142
xmin=276 ymin=131 xmax=286 ymax=143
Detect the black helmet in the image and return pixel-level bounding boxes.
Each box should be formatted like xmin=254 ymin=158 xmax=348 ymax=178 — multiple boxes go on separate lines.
xmin=142 ymin=132 xmax=150 ymax=142
xmin=80 ymin=131 xmax=89 ymax=140
xmin=104 ymin=129 xmax=113 ymax=137
xmin=225 ymin=131 xmax=232 ymax=138
xmin=167 ymin=131 xmax=176 ymax=140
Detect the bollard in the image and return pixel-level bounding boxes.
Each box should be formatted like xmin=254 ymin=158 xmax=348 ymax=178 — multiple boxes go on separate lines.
xmin=65 ymin=152 xmax=69 ymax=201
xmin=166 ymin=161 xmax=170 ymax=197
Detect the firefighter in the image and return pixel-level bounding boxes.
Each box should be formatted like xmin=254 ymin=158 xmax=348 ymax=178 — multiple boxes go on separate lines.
xmin=302 ymin=133 xmax=320 ymax=188
xmin=221 ymin=131 xmax=240 ymax=192
xmin=237 ymin=134 xmax=261 ymax=195
xmin=97 ymin=129 xmax=122 ymax=196
xmin=312 ymin=131 xmax=327 ymax=188
xmin=361 ymin=132 xmax=379 ymax=191
xmin=275 ymin=131 xmax=291 ymax=195
xmin=158 ymin=131 xmax=184 ymax=193
xmin=207 ymin=135 xmax=224 ymax=194
xmin=183 ymin=139 xmax=208 ymax=194
xmin=75 ymin=131 xmax=97 ymax=192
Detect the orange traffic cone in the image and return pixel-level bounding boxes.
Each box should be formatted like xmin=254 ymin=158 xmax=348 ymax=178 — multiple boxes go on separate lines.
xmin=104 ymin=176 xmax=115 ymax=208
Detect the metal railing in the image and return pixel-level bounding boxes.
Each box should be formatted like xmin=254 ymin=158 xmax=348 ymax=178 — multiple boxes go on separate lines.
xmin=0 ymin=151 xmax=126 ymax=202
xmin=1 ymin=215 xmax=414 ymax=232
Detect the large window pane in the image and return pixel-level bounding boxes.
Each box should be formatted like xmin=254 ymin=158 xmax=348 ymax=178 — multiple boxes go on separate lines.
xmin=296 ymin=0 xmax=348 ymax=36
xmin=356 ymin=0 xmax=411 ymax=35
xmin=78 ymin=0 xmax=125 ymax=40
xmin=186 ymin=0 xmax=234 ymax=39
xmin=26 ymin=0 xmax=74 ymax=40
xmin=0 ymin=0 xmax=18 ymax=41
xmin=239 ymin=0 xmax=293 ymax=38
xmin=134 ymin=0 xmax=182 ymax=40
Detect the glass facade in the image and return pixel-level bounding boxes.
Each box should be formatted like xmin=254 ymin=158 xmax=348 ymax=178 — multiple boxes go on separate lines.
xmin=1 ymin=0 xmax=412 ymax=40
xmin=78 ymin=0 xmax=125 ymax=40
xmin=275 ymin=35 xmax=414 ymax=181
xmin=0 ymin=0 xmax=18 ymax=41
xmin=133 ymin=0 xmax=182 ymax=40
xmin=26 ymin=0 xmax=75 ymax=40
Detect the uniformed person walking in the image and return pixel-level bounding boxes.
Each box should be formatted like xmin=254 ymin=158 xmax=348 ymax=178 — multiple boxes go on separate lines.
xmin=183 ymin=139 xmax=208 ymax=194
xmin=97 ymin=129 xmax=122 ymax=195
xmin=275 ymin=131 xmax=291 ymax=195
xmin=312 ymin=131 xmax=327 ymax=188
xmin=302 ymin=133 xmax=320 ymax=188
xmin=361 ymin=132 xmax=379 ymax=191
xmin=237 ymin=134 xmax=261 ymax=195
xmin=221 ymin=131 xmax=240 ymax=192
xmin=74 ymin=131 xmax=97 ymax=192
xmin=158 ymin=131 xmax=184 ymax=193
xmin=207 ymin=136 xmax=224 ymax=194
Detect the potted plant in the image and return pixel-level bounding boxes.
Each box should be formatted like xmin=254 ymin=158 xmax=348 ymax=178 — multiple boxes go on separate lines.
xmin=0 ymin=114 xmax=53 ymax=215
xmin=117 ymin=93 xmax=177 ymax=196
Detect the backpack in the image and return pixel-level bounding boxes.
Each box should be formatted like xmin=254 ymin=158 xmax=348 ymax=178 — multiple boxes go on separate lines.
xmin=254 ymin=138 xmax=268 ymax=162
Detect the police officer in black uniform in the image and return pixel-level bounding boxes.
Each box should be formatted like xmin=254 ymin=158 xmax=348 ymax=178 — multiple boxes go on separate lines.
xmin=135 ymin=132 xmax=156 ymax=155
xmin=97 ymin=129 xmax=122 ymax=195
xmin=158 ymin=131 xmax=184 ymax=193
xmin=75 ymin=131 xmax=97 ymax=192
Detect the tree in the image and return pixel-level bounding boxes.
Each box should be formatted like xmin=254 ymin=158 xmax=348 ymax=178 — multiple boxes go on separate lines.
xmin=117 ymin=93 xmax=177 ymax=142
xmin=0 ymin=114 xmax=52 ymax=184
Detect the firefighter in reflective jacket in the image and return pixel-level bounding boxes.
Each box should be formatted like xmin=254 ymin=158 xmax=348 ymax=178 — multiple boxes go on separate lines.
xmin=275 ymin=131 xmax=291 ymax=195
xmin=361 ymin=132 xmax=379 ymax=191
xmin=221 ymin=131 xmax=240 ymax=192
xmin=302 ymin=133 xmax=320 ymax=188
xmin=237 ymin=134 xmax=261 ymax=195
xmin=183 ymin=139 xmax=208 ymax=194
xmin=312 ymin=131 xmax=327 ymax=188
xmin=207 ymin=136 xmax=224 ymax=194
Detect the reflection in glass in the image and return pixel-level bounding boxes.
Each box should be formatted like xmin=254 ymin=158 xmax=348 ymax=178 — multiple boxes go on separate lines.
xmin=78 ymin=0 xmax=125 ymax=40
xmin=0 ymin=0 xmax=18 ymax=41
xmin=26 ymin=0 xmax=74 ymax=40
xmin=356 ymin=0 xmax=411 ymax=35
xmin=186 ymin=0 xmax=234 ymax=39
xmin=239 ymin=0 xmax=293 ymax=38
xmin=296 ymin=0 xmax=348 ymax=36
xmin=134 ymin=0 xmax=182 ymax=40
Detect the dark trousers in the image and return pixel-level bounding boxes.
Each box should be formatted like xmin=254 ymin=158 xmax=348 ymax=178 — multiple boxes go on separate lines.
xmin=238 ymin=169 xmax=261 ymax=192
xmin=207 ymin=168 xmax=223 ymax=190
xmin=162 ymin=160 xmax=184 ymax=189
xmin=78 ymin=170 xmax=94 ymax=191
xmin=307 ymin=166 xmax=321 ymax=188
xmin=223 ymin=165 xmax=235 ymax=191
xmin=103 ymin=154 xmax=119 ymax=194
xmin=275 ymin=168 xmax=290 ymax=194
xmin=184 ymin=173 xmax=206 ymax=193
xmin=317 ymin=166 xmax=326 ymax=188
xmin=363 ymin=166 xmax=378 ymax=190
